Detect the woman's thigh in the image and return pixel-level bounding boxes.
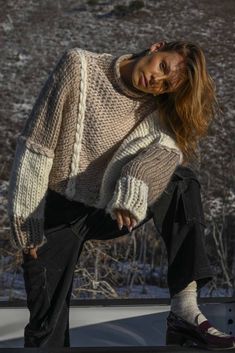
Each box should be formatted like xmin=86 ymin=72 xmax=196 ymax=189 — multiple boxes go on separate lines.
xmin=47 ymin=165 xmax=202 ymax=243
xmin=70 ymin=207 xmax=130 ymax=241
xmin=69 ymin=168 xmax=195 ymax=242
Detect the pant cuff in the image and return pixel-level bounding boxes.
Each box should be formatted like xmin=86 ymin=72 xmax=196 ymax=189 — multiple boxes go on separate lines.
xmin=169 ymin=268 xmax=215 ymax=297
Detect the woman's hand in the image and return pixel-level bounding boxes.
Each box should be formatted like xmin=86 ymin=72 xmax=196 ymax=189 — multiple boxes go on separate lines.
xmin=114 ymin=209 xmax=138 ymax=232
xmin=23 ymin=246 xmax=39 ymax=259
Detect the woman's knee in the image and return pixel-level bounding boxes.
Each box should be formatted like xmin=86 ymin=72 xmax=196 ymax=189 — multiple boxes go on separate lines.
xmin=151 ymin=167 xmax=205 ymax=229
xmin=173 ymin=165 xmax=200 ymax=184
xmin=176 ymin=174 xmax=206 ymax=227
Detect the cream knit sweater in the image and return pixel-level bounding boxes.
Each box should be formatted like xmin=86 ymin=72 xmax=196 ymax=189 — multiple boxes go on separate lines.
xmin=7 ymin=47 xmax=183 ymax=251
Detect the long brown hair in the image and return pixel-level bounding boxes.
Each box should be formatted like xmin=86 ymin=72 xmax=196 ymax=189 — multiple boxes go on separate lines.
xmin=133 ymin=41 xmax=219 ymax=164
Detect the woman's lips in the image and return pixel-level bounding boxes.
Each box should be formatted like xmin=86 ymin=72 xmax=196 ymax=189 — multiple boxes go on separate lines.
xmin=139 ymin=72 xmax=147 ymax=87
xmin=143 ymin=73 xmax=148 ymax=87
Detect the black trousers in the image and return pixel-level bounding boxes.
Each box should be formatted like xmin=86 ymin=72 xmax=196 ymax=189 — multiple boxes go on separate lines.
xmin=21 ymin=165 xmax=214 ymax=347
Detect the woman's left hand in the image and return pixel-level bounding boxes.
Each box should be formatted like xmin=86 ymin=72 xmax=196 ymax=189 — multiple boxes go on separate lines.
xmin=114 ymin=209 xmax=138 ymax=232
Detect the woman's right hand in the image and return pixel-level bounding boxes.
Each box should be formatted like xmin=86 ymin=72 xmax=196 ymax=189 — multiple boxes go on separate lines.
xmin=23 ymin=246 xmax=39 ymax=259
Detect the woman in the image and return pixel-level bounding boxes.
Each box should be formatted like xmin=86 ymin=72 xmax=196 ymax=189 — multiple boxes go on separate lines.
xmin=7 ymin=40 xmax=235 ymax=349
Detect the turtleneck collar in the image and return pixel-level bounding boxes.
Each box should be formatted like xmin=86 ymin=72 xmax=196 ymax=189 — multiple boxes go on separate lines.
xmin=112 ymin=53 xmax=151 ymax=99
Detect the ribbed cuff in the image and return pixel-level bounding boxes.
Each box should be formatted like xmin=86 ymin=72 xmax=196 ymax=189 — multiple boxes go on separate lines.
xmin=9 ymin=215 xmax=47 ymax=251
xmin=106 ymin=176 xmax=149 ymax=225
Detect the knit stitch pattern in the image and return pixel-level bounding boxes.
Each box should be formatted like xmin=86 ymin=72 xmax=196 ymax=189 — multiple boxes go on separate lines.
xmin=7 ymin=137 xmax=52 ymax=249
xmin=8 ymin=47 xmax=183 ymax=250
xmin=65 ymin=49 xmax=88 ymax=199
xmin=106 ymin=176 xmax=149 ymax=223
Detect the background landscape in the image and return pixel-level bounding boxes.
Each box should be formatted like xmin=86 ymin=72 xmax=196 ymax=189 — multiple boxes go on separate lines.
xmin=1 ymin=0 xmax=234 ymax=300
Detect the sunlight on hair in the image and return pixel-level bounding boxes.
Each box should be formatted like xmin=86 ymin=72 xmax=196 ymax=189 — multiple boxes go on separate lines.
xmin=155 ymin=41 xmax=218 ymax=164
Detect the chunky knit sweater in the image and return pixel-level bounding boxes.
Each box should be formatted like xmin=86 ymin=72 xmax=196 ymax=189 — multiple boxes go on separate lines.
xmin=7 ymin=47 xmax=183 ymax=251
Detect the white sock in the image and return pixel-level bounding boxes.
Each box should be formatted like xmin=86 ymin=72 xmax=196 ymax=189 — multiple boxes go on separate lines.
xmin=171 ymin=280 xmax=207 ymax=325
xmin=170 ymin=280 xmax=231 ymax=337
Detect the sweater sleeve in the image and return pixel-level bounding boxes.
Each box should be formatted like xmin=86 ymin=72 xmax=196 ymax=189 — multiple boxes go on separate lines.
xmin=106 ymin=131 xmax=183 ymax=225
xmin=7 ymin=48 xmax=81 ymax=251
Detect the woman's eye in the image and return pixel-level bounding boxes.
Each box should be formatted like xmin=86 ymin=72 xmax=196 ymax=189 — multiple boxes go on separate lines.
xmin=160 ymin=61 xmax=165 ymax=71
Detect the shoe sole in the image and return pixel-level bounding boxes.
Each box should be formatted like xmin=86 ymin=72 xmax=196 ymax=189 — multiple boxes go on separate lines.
xmin=166 ymin=330 xmax=235 ymax=351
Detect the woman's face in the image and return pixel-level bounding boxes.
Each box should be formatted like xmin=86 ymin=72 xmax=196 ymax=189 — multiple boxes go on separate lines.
xmin=132 ymin=49 xmax=185 ymax=95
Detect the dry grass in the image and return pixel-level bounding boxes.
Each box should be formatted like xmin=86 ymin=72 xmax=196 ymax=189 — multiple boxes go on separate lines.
xmin=1 ymin=0 xmax=235 ymax=299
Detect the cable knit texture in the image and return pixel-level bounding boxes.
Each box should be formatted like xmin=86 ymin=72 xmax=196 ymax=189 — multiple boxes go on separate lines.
xmin=8 ymin=47 xmax=183 ymax=251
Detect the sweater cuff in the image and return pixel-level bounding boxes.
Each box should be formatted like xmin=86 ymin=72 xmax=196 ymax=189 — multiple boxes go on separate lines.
xmin=8 ymin=215 xmax=48 ymax=251
xmin=106 ymin=176 xmax=149 ymax=225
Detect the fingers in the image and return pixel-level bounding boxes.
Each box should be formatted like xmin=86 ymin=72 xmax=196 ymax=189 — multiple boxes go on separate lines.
xmin=115 ymin=210 xmax=124 ymax=230
xmin=122 ymin=210 xmax=131 ymax=230
xmin=114 ymin=209 xmax=138 ymax=232
xmin=131 ymin=217 xmax=137 ymax=230
xmin=29 ymin=249 xmax=37 ymax=259
xmin=23 ymin=246 xmax=38 ymax=259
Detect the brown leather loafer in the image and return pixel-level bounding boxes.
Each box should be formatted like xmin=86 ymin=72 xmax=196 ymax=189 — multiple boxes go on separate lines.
xmin=166 ymin=311 xmax=235 ymax=350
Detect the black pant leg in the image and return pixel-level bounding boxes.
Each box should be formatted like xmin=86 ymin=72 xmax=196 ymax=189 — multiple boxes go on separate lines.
xmin=22 ymin=222 xmax=86 ymax=347
xmin=44 ymin=188 xmax=92 ymax=229
xmin=66 ymin=165 xmax=214 ymax=300
xmin=22 ymin=172 xmax=214 ymax=345
xmin=148 ymin=165 xmax=215 ymax=297
xmin=22 ymin=187 xmax=131 ymax=348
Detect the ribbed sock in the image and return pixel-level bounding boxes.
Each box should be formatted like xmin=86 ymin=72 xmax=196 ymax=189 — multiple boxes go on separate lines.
xmin=171 ymin=280 xmax=206 ymax=325
xmin=170 ymin=280 xmax=231 ymax=337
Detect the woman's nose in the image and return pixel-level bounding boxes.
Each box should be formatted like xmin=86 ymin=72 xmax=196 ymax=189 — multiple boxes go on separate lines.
xmin=150 ymin=73 xmax=167 ymax=86
xmin=152 ymin=72 xmax=167 ymax=81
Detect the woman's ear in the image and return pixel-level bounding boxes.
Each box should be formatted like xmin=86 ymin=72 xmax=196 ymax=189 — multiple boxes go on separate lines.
xmin=149 ymin=41 xmax=166 ymax=52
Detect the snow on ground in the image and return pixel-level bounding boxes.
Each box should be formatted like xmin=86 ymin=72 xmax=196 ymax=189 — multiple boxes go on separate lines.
xmin=1 ymin=0 xmax=235 ymax=299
